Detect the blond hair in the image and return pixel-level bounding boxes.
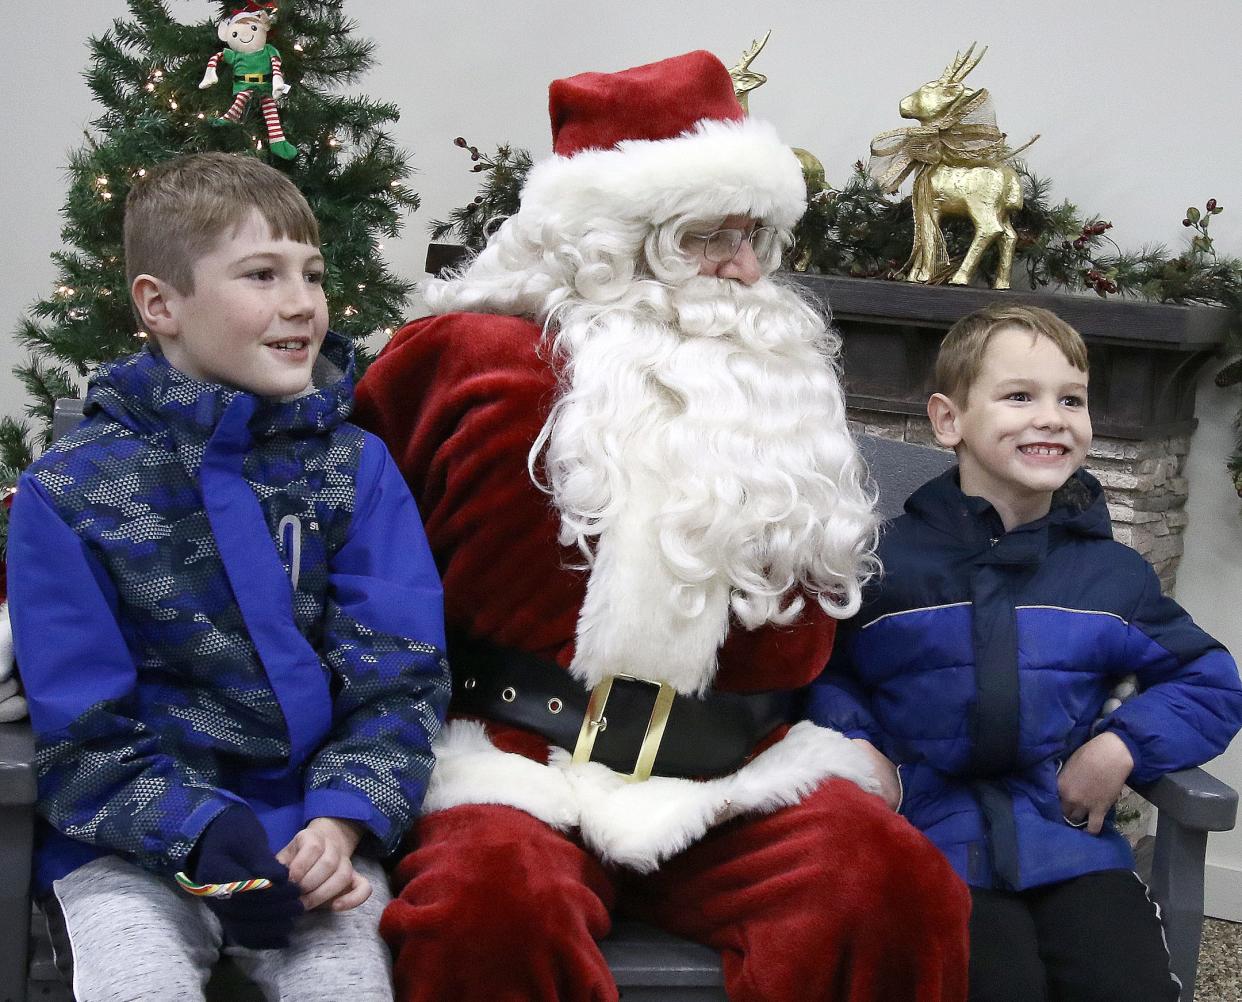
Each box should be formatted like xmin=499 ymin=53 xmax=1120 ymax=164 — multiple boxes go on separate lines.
xmin=124 ymin=152 xmax=318 ymax=295
xmin=935 ymin=304 xmax=1089 ymax=404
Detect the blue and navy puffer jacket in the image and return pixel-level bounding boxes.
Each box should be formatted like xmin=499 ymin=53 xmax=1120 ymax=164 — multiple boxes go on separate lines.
xmin=806 ymin=468 xmax=1242 ymax=891
xmin=9 ymin=332 xmax=450 ymax=893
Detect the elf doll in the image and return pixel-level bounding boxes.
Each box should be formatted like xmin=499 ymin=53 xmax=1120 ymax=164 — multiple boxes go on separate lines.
xmin=200 ymin=3 xmax=298 ymax=161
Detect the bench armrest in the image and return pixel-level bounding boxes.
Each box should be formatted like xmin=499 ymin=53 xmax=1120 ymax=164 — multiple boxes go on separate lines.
xmin=0 ymin=719 xmax=36 ymax=807
xmin=1132 ymin=767 xmax=1238 ymax=833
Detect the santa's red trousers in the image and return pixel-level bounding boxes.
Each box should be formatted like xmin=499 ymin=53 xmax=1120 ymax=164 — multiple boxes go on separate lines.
xmin=381 ymin=778 xmax=970 ymax=1001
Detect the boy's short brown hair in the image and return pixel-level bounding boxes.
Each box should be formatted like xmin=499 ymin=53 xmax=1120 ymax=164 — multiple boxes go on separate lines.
xmin=124 ymin=152 xmax=319 ymax=295
xmin=934 ymin=304 xmax=1089 ymax=404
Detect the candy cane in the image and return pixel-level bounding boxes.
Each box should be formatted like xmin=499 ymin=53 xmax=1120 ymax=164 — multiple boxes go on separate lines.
xmin=174 ymin=871 xmax=273 ymax=898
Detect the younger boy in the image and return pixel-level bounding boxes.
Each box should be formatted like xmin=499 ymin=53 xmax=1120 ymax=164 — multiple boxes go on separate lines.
xmin=8 ymin=152 xmax=449 ymax=1001
xmin=807 ymin=303 xmax=1242 ymax=1001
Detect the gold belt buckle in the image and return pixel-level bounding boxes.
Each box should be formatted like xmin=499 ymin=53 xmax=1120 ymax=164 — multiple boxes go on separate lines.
xmin=572 ymin=675 xmax=676 ymax=783
xmin=242 ymin=73 xmax=265 ymax=83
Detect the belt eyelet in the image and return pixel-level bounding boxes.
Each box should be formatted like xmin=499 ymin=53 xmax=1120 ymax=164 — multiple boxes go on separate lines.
xmin=547 ymin=698 xmax=563 ymax=714
xmin=501 ymin=686 xmax=517 ymax=703
xmin=463 ymin=677 xmax=477 ymax=690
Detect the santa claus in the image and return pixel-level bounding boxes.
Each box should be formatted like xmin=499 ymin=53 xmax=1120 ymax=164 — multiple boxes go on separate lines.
xmin=355 ymin=50 xmax=969 ymax=1002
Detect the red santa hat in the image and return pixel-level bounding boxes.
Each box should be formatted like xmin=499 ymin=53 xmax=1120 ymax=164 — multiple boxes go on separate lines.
xmin=518 ymin=50 xmax=807 ymax=233
xmin=223 ymin=2 xmax=275 ymax=26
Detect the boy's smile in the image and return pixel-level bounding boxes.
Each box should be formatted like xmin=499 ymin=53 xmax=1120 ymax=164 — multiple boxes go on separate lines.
xmin=148 ymin=209 xmax=329 ymax=398
xmin=929 ymin=325 xmax=1092 ymax=530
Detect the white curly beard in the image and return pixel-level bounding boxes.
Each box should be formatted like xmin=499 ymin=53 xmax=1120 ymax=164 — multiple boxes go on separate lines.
xmin=536 ymin=274 xmax=877 ymax=693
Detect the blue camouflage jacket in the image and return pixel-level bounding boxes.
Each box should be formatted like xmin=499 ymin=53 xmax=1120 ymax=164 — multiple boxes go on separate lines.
xmin=9 ymin=332 xmax=450 ymax=893
xmin=806 ymin=468 xmax=1242 ymax=891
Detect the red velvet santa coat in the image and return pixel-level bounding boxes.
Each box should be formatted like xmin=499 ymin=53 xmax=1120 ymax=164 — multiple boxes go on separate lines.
xmin=354 ymin=311 xmax=877 ymax=870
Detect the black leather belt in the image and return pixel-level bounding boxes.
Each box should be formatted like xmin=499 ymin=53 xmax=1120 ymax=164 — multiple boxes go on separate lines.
xmin=448 ymin=634 xmax=793 ymax=780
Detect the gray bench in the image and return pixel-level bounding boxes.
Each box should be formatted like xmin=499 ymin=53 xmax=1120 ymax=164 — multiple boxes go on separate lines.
xmin=0 ymin=400 xmax=1235 ymax=1002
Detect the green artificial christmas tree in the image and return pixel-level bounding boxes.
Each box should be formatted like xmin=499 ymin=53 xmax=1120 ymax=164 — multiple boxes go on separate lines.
xmin=1 ymin=0 xmax=419 ymax=554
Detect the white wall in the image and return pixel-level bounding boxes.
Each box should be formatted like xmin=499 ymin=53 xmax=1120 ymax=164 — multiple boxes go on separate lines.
xmin=3 ymin=0 xmax=1242 ymax=913
xmin=1179 ymin=373 xmax=1242 ymax=919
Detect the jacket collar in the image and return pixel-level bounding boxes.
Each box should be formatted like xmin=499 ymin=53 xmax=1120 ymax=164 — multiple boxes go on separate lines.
xmin=83 ymin=329 xmax=355 ymax=445
xmin=904 ymin=467 xmax=1112 ymax=564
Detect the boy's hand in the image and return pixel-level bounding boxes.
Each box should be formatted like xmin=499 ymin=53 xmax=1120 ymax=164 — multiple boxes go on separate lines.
xmin=191 ymin=805 xmax=303 ymax=949
xmin=1058 ymin=731 xmax=1135 ymax=835
xmin=852 ymin=738 xmax=902 ymax=810
xmin=277 ymin=817 xmax=371 ymax=912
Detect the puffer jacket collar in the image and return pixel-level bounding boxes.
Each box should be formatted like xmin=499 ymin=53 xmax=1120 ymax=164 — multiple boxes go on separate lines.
xmin=903 ymin=467 xmax=1113 ymax=565
xmin=82 ymin=329 xmax=355 ymax=446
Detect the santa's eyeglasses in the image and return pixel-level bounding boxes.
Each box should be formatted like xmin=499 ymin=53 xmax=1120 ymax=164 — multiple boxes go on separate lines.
xmin=683 ymin=224 xmax=778 ymax=264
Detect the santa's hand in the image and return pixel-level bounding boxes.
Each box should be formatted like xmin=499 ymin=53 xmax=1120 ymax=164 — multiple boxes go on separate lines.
xmin=1058 ymin=731 xmax=1134 ymax=835
xmin=198 ymin=68 xmax=218 ymax=89
xmin=851 ymin=737 xmax=901 ymax=810
xmin=273 ymin=76 xmax=291 ymax=100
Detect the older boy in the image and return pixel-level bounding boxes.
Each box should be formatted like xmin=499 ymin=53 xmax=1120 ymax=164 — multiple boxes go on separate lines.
xmin=808 ymin=303 xmax=1242 ymax=1001
xmin=7 ymin=152 xmax=449 ymax=1001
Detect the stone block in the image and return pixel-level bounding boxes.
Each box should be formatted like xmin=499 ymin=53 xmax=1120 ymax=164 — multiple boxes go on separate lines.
xmin=1165 ymin=509 xmax=1190 ymax=530
xmin=1090 ymin=439 xmax=1141 ymax=461
xmin=903 ymin=419 xmax=941 ymax=447
xmin=1094 ymin=469 xmax=1148 ymax=492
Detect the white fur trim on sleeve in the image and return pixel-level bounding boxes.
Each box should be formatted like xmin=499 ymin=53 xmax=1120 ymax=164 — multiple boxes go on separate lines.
xmin=421 ymin=719 xmax=579 ymax=831
xmin=564 ymin=721 xmax=879 ymax=872
xmin=423 ymin=717 xmax=881 ymax=873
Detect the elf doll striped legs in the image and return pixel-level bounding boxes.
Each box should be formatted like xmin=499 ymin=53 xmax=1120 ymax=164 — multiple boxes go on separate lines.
xmin=215 ymin=89 xmax=253 ymax=125
xmin=257 ymin=95 xmax=298 ymax=161
xmin=211 ymin=90 xmax=298 ymax=161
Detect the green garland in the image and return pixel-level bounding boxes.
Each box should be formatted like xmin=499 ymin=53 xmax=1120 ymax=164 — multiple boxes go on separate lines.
xmin=431 ymin=141 xmax=1242 ymax=495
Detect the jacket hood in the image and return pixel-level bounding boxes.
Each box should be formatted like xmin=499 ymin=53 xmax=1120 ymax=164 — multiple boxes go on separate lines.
xmin=904 ymin=467 xmax=1113 ymax=548
xmin=83 ymin=329 xmax=355 ymax=443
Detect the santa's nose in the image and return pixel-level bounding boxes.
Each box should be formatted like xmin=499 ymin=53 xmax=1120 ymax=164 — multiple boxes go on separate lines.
xmin=718 ymin=238 xmax=762 ymax=286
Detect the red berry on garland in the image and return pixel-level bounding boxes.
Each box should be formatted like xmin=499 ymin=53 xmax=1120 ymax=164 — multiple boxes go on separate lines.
xmin=1207 ymin=198 xmax=1217 ymax=211
xmin=453 ymin=137 xmax=468 ymax=147
xmin=1183 ymin=219 xmax=1192 ymax=227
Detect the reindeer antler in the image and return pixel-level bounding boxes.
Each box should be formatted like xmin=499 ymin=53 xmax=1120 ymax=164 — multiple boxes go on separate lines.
xmin=735 ymin=29 xmax=772 ymax=72
xmin=940 ymin=42 xmax=987 ymax=84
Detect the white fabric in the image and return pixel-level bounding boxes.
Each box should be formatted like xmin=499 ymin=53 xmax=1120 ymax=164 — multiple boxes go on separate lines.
xmin=521 ymin=117 xmax=807 ymax=234
xmin=424 ymin=718 xmax=880 ymax=873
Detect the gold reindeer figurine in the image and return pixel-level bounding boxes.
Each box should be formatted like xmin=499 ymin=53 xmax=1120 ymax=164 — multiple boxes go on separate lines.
xmin=728 ymin=31 xmax=826 ymax=271
xmin=871 ymin=44 xmax=1037 ymax=289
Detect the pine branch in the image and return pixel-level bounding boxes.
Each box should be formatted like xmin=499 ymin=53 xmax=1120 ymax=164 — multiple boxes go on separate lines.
xmin=8 ymin=0 xmax=421 ymax=481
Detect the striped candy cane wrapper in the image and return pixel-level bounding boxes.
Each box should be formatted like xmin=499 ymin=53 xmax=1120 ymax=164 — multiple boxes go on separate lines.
xmin=174 ymin=871 xmax=273 ymax=899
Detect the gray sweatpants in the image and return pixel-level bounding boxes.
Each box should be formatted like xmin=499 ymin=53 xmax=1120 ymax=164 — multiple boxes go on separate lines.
xmin=46 ymin=854 xmax=393 ymax=1002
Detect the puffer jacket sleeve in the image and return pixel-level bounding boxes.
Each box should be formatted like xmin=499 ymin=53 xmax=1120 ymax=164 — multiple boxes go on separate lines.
xmin=1103 ymin=561 xmax=1242 ymax=785
xmin=301 ymin=435 xmax=451 ymax=851
xmin=803 ymin=619 xmax=881 ymax=742
xmin=8 ymin=475 xmax=238 ymax=873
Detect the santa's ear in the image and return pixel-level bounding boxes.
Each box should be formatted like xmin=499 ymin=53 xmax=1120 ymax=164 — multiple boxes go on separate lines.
xmin=927 ymin=392 xmax=964 ymax=449
xmin=130 ymin=275 xmax=180 ymax=339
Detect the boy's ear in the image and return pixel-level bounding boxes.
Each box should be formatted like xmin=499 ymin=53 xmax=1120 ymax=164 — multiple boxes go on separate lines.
xmin=927 ymin=392 xmax=964 ymax=449
xmin=130 ymin=275 xmax=180 ymax=339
